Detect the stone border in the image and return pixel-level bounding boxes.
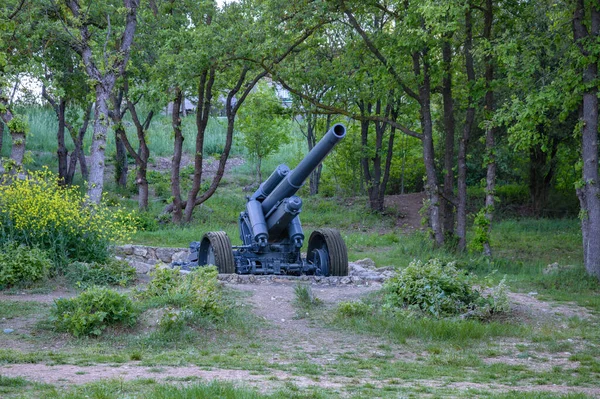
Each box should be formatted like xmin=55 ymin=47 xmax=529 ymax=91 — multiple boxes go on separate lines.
xmin=114 ymin=245 xmax=395 ymax=285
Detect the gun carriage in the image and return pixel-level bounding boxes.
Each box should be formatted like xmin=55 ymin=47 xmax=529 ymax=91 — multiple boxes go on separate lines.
xmin=187 ymin=123 xmax=348 ymax=276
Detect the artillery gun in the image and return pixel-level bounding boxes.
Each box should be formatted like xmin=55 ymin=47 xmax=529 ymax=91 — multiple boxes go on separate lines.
xmin=188 ymin=123 xmax=348 ymax=276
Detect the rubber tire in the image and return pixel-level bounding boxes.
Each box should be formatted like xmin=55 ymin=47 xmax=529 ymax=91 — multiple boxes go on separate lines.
xmin=307 ymin=228 xmax=348 ymax=276
xmin=198 ymin=231 xmax=235 ymax=274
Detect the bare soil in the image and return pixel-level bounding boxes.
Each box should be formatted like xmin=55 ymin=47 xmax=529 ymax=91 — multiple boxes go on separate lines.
xmin=384 ymin=192 xmax=426 ymax=232
xmin=1 ymin=282 xmax=598 ymax=397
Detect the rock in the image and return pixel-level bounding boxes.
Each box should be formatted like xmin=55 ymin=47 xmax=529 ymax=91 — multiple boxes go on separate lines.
xmin=3 ymin=329 xmax=14 ymax=334
xmin=133 ymin=247 xmax=148 ymax=257
xmin=340 ymin=277 xmax=351 ymax=284
xmin=172 ymin=251 xmax=189 ymax=263
xmin=128 ymin=260 xmax=152 ymax=274
xmin=350 ymin=264 xmax=367 ymax=275
xmin=119 ymin=245 xmax=134 ymax=256
xmin=156 ymin=247 xmax=175 ymax=263
xmin=351 ymin=276 xmax=363 ymax=284
xmin=353 ymin=258 xmax=376 ymax=269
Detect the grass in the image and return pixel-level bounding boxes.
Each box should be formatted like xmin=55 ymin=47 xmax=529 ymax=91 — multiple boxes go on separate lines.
xmin=0 ymin=301 xmax=49 ymax=319
xmin=2 ymin=106 xmax=600 ymax=398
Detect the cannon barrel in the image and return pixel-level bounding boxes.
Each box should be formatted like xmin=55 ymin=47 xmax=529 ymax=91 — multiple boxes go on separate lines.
xmin=261 ymin=123 xmax=346 ymax=214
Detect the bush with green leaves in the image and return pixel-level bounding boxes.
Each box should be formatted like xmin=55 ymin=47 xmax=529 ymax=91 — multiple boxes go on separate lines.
xmin=384 ymin=259 xmax=509 ymax=318
xmin=51 ymin=286 xmax=138 ymax=337
xmin=142 ymin=266 xmax=225 ymax=318
xmin=0 ymin=242 xmax=52 ymax=288
xmin=66 ymin=259 xmax=137 ymax=288
xmin=0 ymin=169 xmax=136 ymax=268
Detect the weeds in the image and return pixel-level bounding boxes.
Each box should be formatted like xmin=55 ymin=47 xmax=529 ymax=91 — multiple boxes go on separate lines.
xmin=293 ymin=284 xmax=322 ymax=317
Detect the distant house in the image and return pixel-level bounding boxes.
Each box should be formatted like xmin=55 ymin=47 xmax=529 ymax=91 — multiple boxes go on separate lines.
xmin=164 ymin=78 xmax=292 ymax=116
xmin=165 ymin=98 xmax=197 ymax=116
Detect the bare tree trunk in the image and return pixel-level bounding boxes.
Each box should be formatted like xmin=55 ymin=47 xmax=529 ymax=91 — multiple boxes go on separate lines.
xmin=57 ymin=99 xmax=68 ymax=182
xmin=87 ymin=83 xmax=113 ymax=203
xmin=457 ymin=2 xmax=476 ymax=252
xmin=127 ymin=102 xmax=153 ymax=211
xmin=441 ymin=37 xmax=456 ymax=236
xmin=171 ymin=87 xmax=184 ymax=223
xmin=573 ymin=0 xmax=600 ymax=279
xmin=42 ymin=86 xmax=70 ymax=183
xmin=482 ymin=0 xmax=496 ymax=257
xmin=115 ymin=130 xmax=128 ymax=188
xmin=66 ymin=103 xmax=92 ymax=185
xmin=184 ymin=67 xmax=215 ymax=223
xmin=414 ymin=50 xmax=444 ymax=246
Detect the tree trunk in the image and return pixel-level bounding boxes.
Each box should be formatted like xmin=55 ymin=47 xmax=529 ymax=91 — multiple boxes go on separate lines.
xmin=414 ymin=50 xmax=444 ymax=246
xmin=529 ymin=140 xmax=558 ymax=215
xmin=87 ymin=83 xmax=113 ymax=204
xmin=66 ymin=0 xmax=138 ymax=204
xmin=573 ymin=0 xmax=600 ymax=279
xmin=442 ymin=37 xmax=456 ymax=236
xmin=114 ymin=126 xmax=128 ymax=188
xmin=66 ymin=103 xmax=92 ymax=185
xmin=9 ymin=131 xmax=25 ymax=167
xmin=56 ymin=99 xmax=68 ymax=183
xmin=171 ymin=87 xmax=184 ymax=223
xmin=482 ymin=0 xmax=496 ymax=257
xmin=457 ymin=2 xmax=476 ymax=252
xmin=184 ymin=67 xmax=215 ymax=223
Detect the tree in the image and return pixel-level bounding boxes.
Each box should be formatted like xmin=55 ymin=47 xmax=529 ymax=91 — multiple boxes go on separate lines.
xmin=57 ymin=0 xmax=139 ymax=204
xmin=237 ymin=81 xmax=289 ymax=183
xmin=572 ymin=0 xmax=600 ymax=278
xmin=0 ymin=0 xmax=35 ymax=172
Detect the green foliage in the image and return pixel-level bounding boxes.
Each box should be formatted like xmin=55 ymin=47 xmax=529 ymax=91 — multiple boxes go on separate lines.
xmin=51 ymin=286 xmax=138 ymax=337
xmin=0 ymin=169 xmax=136 ymax=267
xmin=142 ymin=266 xmax=226 ymax=319
xmin=469 ymin=208 xmax=492 ymax=253
xmin=384 ymin=259 xmax=508 ymax=318
xmin=237 ymin=82 xmax=290 ymax=180
xmin=66 ymin=259 xmax=137 ymax=288
xmin=6 ymin=114 xmax=29 ymax=135
xmin=336 ymin=300 xmax=371 ymax=317
xmin=0 ymin=242 xmax=52 ymax=288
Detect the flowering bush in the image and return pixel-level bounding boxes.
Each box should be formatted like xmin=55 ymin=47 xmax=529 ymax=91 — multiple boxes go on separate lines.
xmin=0 ymin=169 xmax=136 ymax=268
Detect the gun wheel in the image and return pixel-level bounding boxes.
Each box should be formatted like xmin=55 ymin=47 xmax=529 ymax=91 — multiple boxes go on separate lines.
xmin=198 ymin=231 xmax=235 ymax=274
xmin=307 ymin=228 xmax=348 ymax=276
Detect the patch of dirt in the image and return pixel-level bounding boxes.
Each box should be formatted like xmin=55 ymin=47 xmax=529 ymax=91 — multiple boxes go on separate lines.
xmin=384 ymin=192 xmax=426 ymax=232
xmin=0 ymin=290 xmax=75 ymax=304
xmin=229 ymin=283 xmax=415 ymax=363
xmin=1 ymin=283 xmax=598 ymax=397
xmin=508 ymin=292 xmax=594 ymax=323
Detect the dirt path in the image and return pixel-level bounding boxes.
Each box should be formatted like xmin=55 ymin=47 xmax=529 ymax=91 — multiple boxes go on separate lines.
xmin=1 ymin=283 xmax=599 ymax=397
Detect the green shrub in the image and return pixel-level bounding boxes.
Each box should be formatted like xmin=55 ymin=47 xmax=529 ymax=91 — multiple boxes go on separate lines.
xmin=0 ymin=169 xmax=136 ymax=267
xmin=51 ymin=286 xmax=138 ymax=337
xmin=336 ymin=300 xmax=371 ymax=317
xmin=142 ymin=266 xmax=225 ymax=319
xmin=66 ymin=259 xmax=137 ymax=288
xmin=384 ymin=259 xmax=508 ymax=318
xmin=0 ymin=243 xmax=52 ymax=288
xmin=143 ymin=266 xmax=182 ymax=297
